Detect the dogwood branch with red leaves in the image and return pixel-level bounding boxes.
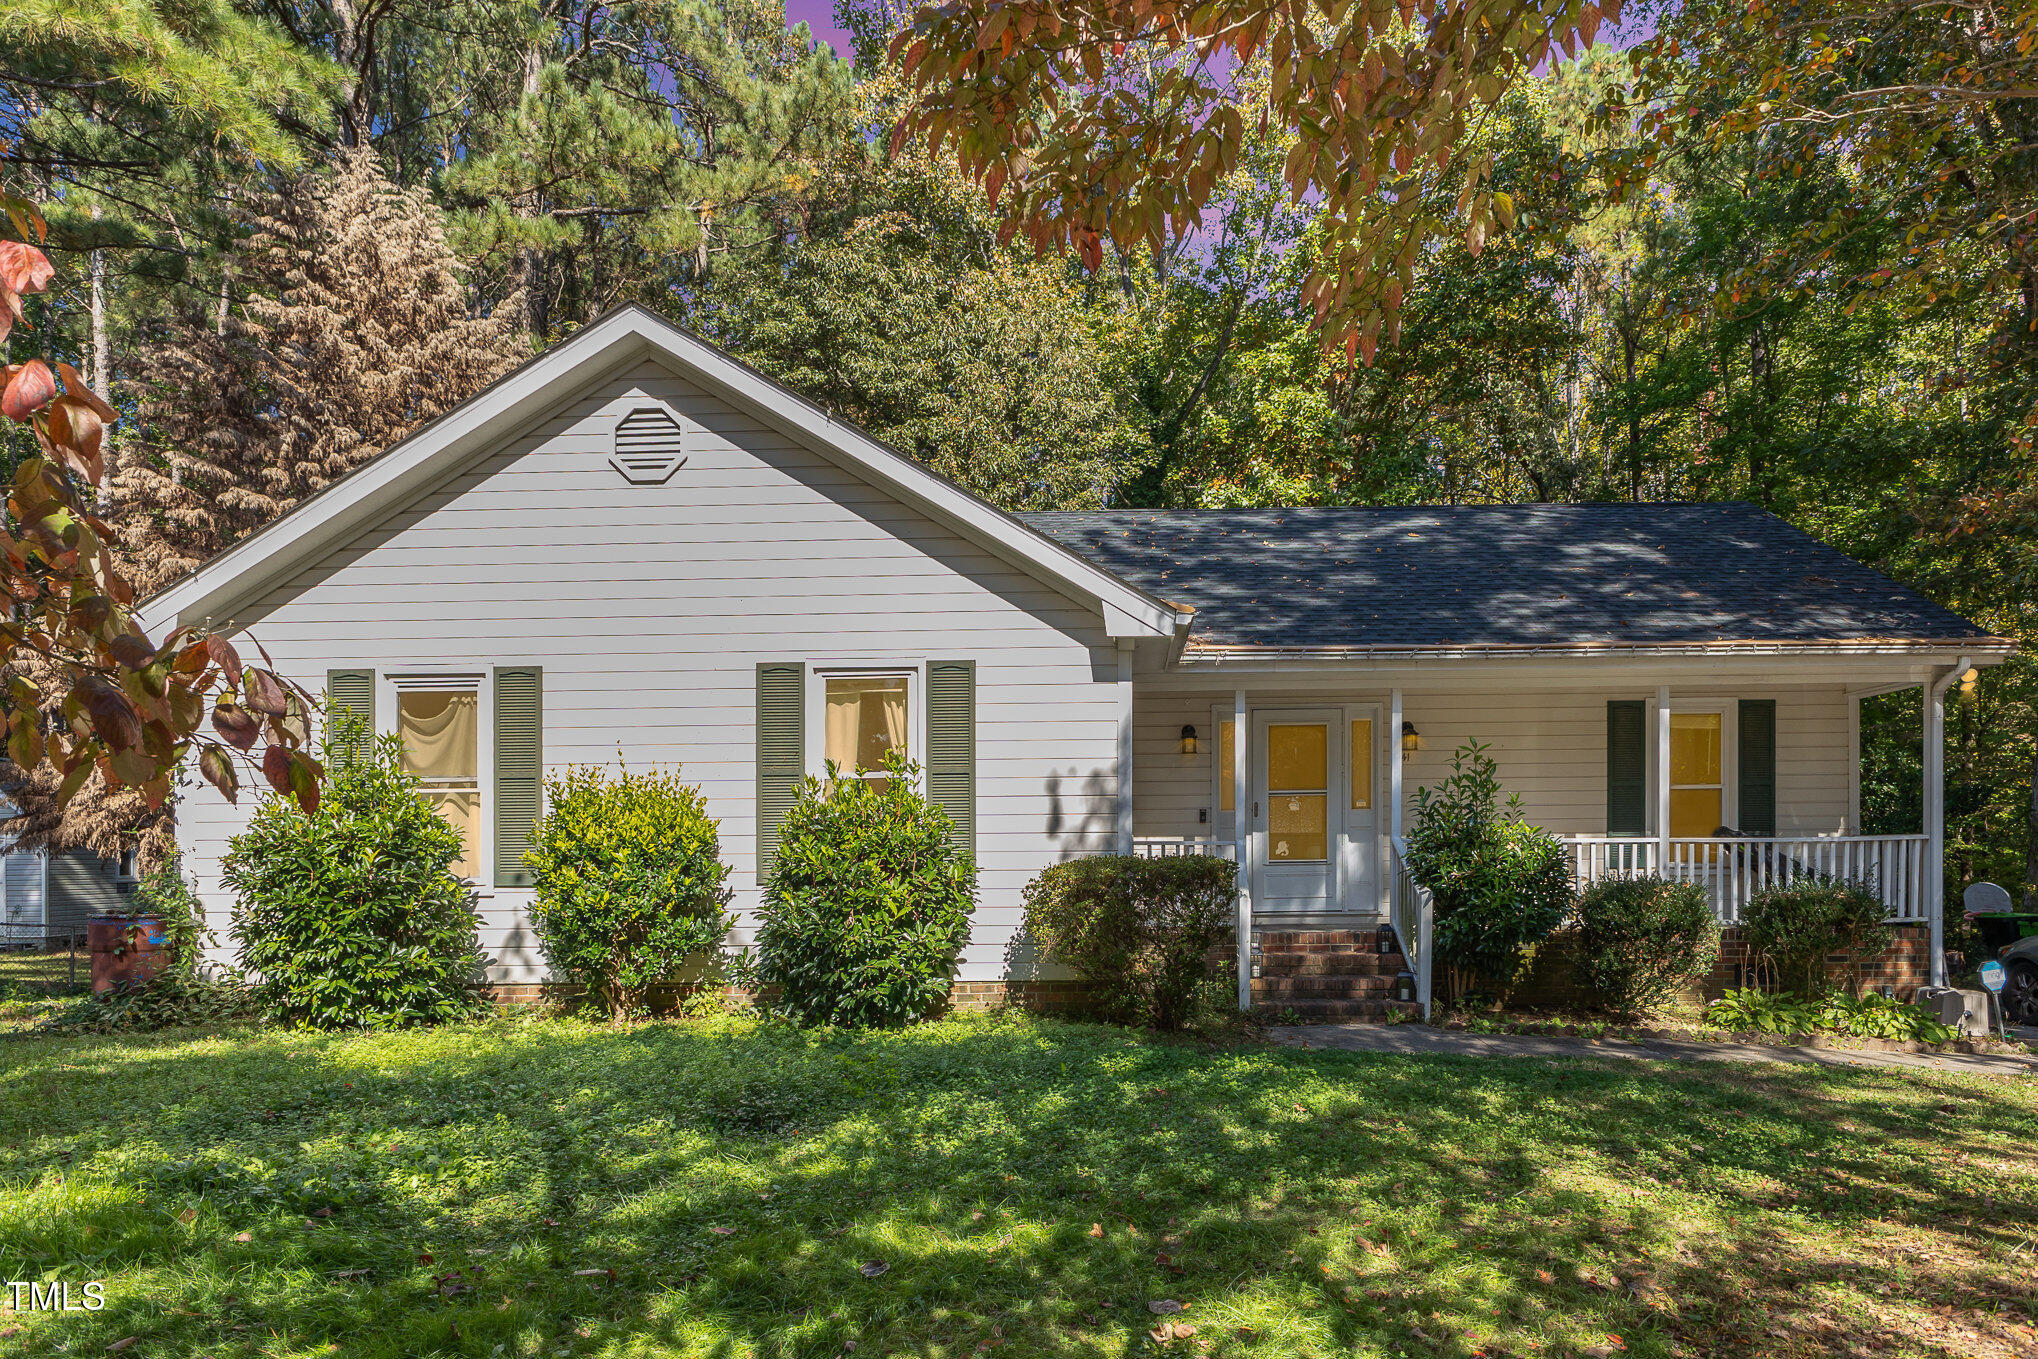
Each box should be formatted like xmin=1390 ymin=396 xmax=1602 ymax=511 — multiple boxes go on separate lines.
xmin=0 ymin=185 xmax=321 ymax=814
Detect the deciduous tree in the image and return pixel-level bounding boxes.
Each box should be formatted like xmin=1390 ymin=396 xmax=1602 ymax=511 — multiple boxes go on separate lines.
xmin=887 ymin=0 xmax=1623 ymax=357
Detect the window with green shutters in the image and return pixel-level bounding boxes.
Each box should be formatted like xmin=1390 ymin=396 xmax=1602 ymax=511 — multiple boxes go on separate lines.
xmin=1605 ymin=698 xmax=1779 ymax=838
xmin=1605 ymin=699 xmax=1647 ymax=835
xmin=926 ymin=661 xmax=975 ymax=855
xmin=493 ymin=667 xmax=543 ymax=887
xmin=756 ymin=663 xmax=805 ymax=874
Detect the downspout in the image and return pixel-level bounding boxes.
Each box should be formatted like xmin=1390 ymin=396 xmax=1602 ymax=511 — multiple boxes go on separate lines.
xmin=1927 ymin=656 xmax=1971 ymax=989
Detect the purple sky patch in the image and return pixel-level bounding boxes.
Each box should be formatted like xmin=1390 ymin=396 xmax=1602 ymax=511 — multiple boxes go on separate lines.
xmin=786 ymin=0 xmax=855 ymax=60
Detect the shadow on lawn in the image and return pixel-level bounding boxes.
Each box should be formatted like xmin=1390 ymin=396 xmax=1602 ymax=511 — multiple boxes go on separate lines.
xmin=4 ymin=1020 xmax=2036 ymax=1358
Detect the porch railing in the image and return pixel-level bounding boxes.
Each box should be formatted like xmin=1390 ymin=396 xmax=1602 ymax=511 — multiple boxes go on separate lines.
xmin=1129 ymin=836 xmax=1238 ymax=861
xmin=1388 ymin=835 xmax=1433 ymax=1020
xmin=1565 ymin=833 xmax=1929 ymax=924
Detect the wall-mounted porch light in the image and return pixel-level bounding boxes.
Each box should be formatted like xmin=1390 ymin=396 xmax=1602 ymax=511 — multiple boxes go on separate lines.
xmin=1180 ymin=724 xmax=1199 ymax=755
xmin=1400 ymin=721 xmax=1422 ymax=761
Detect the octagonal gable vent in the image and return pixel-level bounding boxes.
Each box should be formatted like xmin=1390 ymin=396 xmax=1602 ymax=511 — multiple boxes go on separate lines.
xmin=610 ymin=406 xmax=689 ymax=484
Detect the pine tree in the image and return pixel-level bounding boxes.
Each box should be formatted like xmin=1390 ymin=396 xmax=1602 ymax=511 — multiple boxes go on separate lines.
xmin=3 ymin=151 xmax=527 ymax=866
xmin=439 ymin=0 xmax=853 ymax=337
xmin=114 ymin=149 xmax=529 ymax=596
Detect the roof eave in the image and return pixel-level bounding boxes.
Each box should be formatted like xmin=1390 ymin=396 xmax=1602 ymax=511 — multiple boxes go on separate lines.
xmin=1176 ymin=637 xmax=2019 ymax=665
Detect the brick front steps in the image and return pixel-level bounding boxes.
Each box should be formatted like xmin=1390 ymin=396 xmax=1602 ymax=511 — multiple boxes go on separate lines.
xmin=1251 ymin=928 xmax=1424 ymax=1022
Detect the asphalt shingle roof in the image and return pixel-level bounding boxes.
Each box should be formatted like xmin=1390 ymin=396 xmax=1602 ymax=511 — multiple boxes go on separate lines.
xmin=1020 ymin=504 xmax=1997 ymax=650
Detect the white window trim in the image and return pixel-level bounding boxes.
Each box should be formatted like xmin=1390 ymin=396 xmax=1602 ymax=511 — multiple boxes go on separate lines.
xmin=379 ymin=670 xmax=494 ymax=891
xmin=805 ymin=660 xmax=927 ymax=790
xmin=1649 ymin=698 xmax=1738 ymax=837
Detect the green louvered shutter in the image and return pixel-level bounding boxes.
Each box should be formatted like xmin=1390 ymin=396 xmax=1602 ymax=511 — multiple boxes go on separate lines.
xmin=493 ymin=667 xmax=542 ymax=888
xmin=326 ymin=669 xmax=374 ymax=765
xmin=1738 ymin=698 xmax=1776 ymax=836
xmin=1606 ymin=699 xmax=1647 ymax=835
xmin=756 ymin=663 xmax=805 ymax=877
xmin=926 ymin=661 xmax=976 ymax=856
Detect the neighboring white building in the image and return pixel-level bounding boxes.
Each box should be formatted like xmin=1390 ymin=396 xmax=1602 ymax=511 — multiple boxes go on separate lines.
xmin=138 ymin=306 xmax=2016 ymax=1004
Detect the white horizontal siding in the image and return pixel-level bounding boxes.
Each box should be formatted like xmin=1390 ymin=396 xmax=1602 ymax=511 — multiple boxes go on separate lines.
xmin=1133 ymin=685 xmax=1856 ymax=843
xmin=181 ymin=359 xmax=1122 ymax=984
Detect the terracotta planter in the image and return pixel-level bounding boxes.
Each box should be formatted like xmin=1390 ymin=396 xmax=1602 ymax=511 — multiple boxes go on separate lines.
xmin=87 ymin=914 xmax=171 ymax=995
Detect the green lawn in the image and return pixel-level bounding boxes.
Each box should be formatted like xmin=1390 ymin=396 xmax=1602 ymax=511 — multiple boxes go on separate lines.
xmin=2 ymin=1015 xmax=2036 ymax=1358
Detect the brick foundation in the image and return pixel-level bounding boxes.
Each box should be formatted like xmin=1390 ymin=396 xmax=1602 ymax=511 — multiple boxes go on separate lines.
xmin=1505 ymin=923 xmax=1932 ymax=1008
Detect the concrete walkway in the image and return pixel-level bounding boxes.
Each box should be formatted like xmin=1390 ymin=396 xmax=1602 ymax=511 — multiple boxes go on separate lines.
xmin=1268 ymin=1022 xmax=2038 ymax=1076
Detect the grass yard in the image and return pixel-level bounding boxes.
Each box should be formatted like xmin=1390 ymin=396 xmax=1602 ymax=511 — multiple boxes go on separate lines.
xmin=2 ymin=1015 xmax=2036 ymax=1358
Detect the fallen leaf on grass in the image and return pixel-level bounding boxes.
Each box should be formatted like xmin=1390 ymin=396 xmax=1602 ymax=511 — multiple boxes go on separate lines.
xmin=1149 ymin=1321 xmax=1198 ymax=1342
xmin=107 ymin=1341 xmax=138 ymax=1354
xmin=1089 ymin=1223 xmax=1103 ymax=1237
xmin=572 ymin=1269 xmax=617 ymax=1281
xmin=177 ymin=1207 xmax=197 ymax=1223
xmin=859 ymin=1261 xmax=889 ymax=1278
xmin=1535 ymin=1269 xmax=1554 ymax=1284
xmin=330 ymin=1268 xmax=370 ymax=1280
xmin=709 ymin=1226 xmax=734 ymax=1236
xmin=1147 ymin=1299 xmax=1185 ymax=1315
xmin=233 ymin=1232 xmax=252 ymax=1243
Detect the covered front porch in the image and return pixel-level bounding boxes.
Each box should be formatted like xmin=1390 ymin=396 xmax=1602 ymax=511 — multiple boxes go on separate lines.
xmin=1112 ymin=659 xmax=1981 ymax=1014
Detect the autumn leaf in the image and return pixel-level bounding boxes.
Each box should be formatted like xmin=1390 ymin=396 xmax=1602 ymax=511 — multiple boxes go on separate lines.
xmin=244 ymin=666 xmax=288 ymax=715
xmin=0 ymin=241 xmax=53 ymax=296
xmin=213 ymin=700 xmax=260 ymax=751
xmin=2 ymin=360 xmax=56 ymax=422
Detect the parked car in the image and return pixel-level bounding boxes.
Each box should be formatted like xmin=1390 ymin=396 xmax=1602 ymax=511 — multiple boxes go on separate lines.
xmin=1999 ymin=935 xmax=2038 ymax=1026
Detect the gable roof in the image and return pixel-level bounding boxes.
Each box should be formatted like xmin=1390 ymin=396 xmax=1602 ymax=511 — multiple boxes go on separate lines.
xmin=138 ymin=305 xmax=1191 ymax=642
xmin=1024 ymin=504 xmax=2009 ymax=654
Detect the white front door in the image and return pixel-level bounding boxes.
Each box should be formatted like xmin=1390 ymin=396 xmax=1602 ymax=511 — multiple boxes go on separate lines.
xmin=1251 ymin=709 xmax=1342 ymax=914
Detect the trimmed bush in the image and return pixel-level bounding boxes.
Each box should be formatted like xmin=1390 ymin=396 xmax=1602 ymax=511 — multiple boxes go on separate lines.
xmin=223 ymin=712 xmax=486 ymax=1029
xmin=1573 ymin=875 xmax=1721 ymax=1018
xmin=755 ymin=752 xmax=976 ymax=1027
xmin=527 ymin=765 xmax=734 ymax=1022
xmin=1403 ymin=740 xmax=1574 ymax=997
xmin=1021 ymin=854 xmax=1236 ymax=1030
xmin=1741 ymin=876 xmax=1895 ymax=996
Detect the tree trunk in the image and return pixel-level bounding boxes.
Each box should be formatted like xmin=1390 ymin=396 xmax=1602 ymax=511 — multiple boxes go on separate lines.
xmin=517 ymin=40 xmax=549 ymax=339
xmin=87 ymin=204 xmax=114 ymax=490
xmin=2024 ymin=739 xmax=2038 ymax=909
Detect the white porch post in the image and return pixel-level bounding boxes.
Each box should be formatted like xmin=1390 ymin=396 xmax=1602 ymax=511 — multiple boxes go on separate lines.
xmin=1656 ymin=686 xmax=1672 ymax=873
xmin=1115 ymin=641 xmax=1135 ymax=857
xmin=1388 ymin=688 xmax=1404 ymax=844
xmin=1926 ymin=657 xmax=1970 ymax=988
xmin=1234 ymin=687 xmax=1252 ymax=1011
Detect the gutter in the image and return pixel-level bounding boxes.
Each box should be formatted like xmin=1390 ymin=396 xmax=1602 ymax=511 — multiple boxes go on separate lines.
xmin=1178 ymin=638 xmax=2018 ymax=665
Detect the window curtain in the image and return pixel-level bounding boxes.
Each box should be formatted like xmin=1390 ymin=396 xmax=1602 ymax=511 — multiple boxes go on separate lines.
xmin=399 ymin=693 xmax=479 ymax=780
xmin=825 ymin=680 xmax=908 ymax=773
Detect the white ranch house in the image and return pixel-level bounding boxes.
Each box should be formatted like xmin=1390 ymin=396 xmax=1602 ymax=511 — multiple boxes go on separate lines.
xmin=139 ymin=307 xmax=2015 ymax=1010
